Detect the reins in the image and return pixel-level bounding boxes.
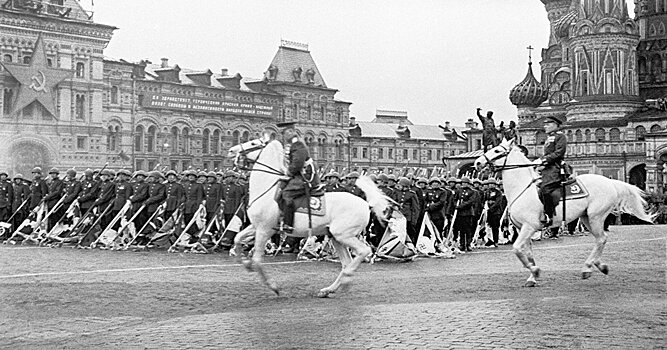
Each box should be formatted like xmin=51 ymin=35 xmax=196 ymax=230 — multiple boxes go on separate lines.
xmin=235 ymin=140 xmax=285 ymax=210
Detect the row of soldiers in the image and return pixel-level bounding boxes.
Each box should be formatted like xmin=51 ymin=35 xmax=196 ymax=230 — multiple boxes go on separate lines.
xmin=0 ymin=167 xmax=247 ymax=247
xmin=319 ymin=171 xmax=508 ymax=251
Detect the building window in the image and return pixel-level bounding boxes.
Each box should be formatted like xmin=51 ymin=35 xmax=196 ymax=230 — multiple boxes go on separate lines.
xmin=148 ymin=160 xmax=156 ymax=171
xmin=136 ymin=159 xmax=145 ymax=171
xmin=427 ymin=150 xmax=432 ymax=161
xmin=575 ymin=129 xmax=583 ymax=142
xmin=609 ymin=128 xmax=621 ymax=141
xmin=650 ymin=124 xmax=662 ymax=133
xmin=352 ymin=147 xmax=358 ymax=158
xmin=362 ymin=147 xmax=368 ymax=159
xmin=567 ymin=130 xmax=573 ymax=142
xmin=403 ymin=149 xmax=408 ymax=159
xmin=636 ymin=125 xmax=646 ymax=140
xmin=182 ymin=128 xmax=190 ymax=154
xmin=147 ymin=126 xmax=156 ymax=153
xmin=2 ymin=54 xmax=11 ymax=62
xmin=388 ymin=149 xmax=394 ymax=159
xmin=413 ymin=149 xmax=418 ymax=160
xmin=378 ymin=148 xmax=384 ymax=159
xmin=202 ymin=129 xmax=210 ymax=154
xmin=232 ymin=130 xmax=240 ymax=145
xmin=170 ymin=127 xmax=179 ymax=153
xmin=75 ymin=94 xmax=86 ymax=119
xmin=241 ymin=130 xmax=249 ymax=143
xmin=585 ymin=129 xmax=591 ymax=141
xmin=76 ymin=62 xmax=85 ymax=78
xmin=47 ymin=58 xmax=53 ymax=67
xmin=135 ymin=125 xmax=144 ymax=152
xmin=595 ymin=128 xmax=606 ymax=141
xmin=3 ymin=88 xmax=13 ymax=115
xmin=77 ymin=136 xmax=87 ymax=150
xmin=111 ymin=86 xmax=119 ymax=104
xmin=212 ymin=129 xmax=220 ymax=155
xmin=107 ymin=126 xmax=119 ymax=151
xmin=318 ymin=138 xmax=326 ymax=159
xmin=536 ymin=131 xmax=547 ymax=145
xmin=335 ymin=139 xmax=343 ymax=159
xmin=23 ymin=56 xmax=31 ymax=64
xmin=436 ymin=149 xmax=441 ymax=160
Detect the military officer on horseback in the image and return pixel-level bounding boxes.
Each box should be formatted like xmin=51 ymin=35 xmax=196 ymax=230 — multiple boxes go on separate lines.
xmin=276 ymin=121 xmax=320 ymax=234
xmin=532 ymin=115 xmax=567 ymax=233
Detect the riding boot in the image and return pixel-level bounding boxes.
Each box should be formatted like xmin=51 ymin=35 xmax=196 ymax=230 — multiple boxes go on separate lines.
xmin=282 ymin=200 xmax=295 ymax=234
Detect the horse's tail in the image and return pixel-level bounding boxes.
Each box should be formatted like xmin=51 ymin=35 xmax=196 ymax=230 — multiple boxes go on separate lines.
xmin=612 ymin=180 xmax=656 ymax=223
xmin=355 ymin=175 xmax=392 ymax=221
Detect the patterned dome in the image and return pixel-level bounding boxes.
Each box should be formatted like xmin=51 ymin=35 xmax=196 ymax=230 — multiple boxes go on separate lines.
xmin=509 ymin=62 xmax=548 ymax=108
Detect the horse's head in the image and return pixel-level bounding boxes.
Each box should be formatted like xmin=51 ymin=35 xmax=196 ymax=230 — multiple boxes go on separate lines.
xmin=474 ymin=137 xmax=515 ymax=171
xmin=227 ymin=133 xmax=271 ymax=169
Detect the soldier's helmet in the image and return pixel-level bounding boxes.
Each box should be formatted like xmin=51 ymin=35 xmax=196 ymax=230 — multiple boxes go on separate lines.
xmin=378 ymin=173 xmax=388 ymax=182
xmin=416 ymin=177 xmax=427 ymax=185
xmin=472 ymin=178 xmax=481 ymax=185
xmin=84 ymin=168 xmax=94 ymax=177
xmin=224 ymin=170 xmax=236 ymax=178
xmin=0 ymin=171 xmax=7 ymax=177
xmin=135 ymin=170 xmax=148 ymax=178
xmin=347 ymin=171 xmax=360 ymax=179
xmin=148 ymin=171 xmax=163 ymax=179
xmin=447 ymin=177 xmax=457 ymax=184
xmin=13 ymin=173 xmax=23 ymax=180
xmin=100 ymin=169 xmax=113 ymax=177
xmin=66 ymin=169 xmax=76 ymax=177
xmin=487 ymin=178 xmax=497 ymax=185
xmin=31 ymin=167 xmax=42 ymax=174
xmin=118 ymin=169 xmax=131 ymax=177
xmin=207 ymin=171 xmax=217 ymax=178
xmin=329 ymin=171 xmax=340 ymax=179
xmin=197 ymin=171 xmax=207 ymax=178
xmin=48 ymin=167 xmax=59 ymax=175
xmin=387 ymin=174 xmax=397 ymax=182
xmin=166 ymin=170 xmax=178 ymax=177
xmin=398 ymin=177 xmax=411 ymax=187
xmin=369 ymin=173 xmax=377 ymax=182
xmin=429 ymin=177 xmax=441 ymax=184
xmin=460 ymin=177 xmax=472 ymax=187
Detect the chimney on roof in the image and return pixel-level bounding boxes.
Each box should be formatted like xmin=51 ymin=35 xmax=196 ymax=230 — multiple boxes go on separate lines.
xmin=221 ymin=68 xmax=228 ymax=76
xmin=161 ymin=58 xmax=169 ymax=68
xmin=465 ymin=118 xmax=478 ymax=129
xmin=445 ymin=121 xmax=450 ymax=129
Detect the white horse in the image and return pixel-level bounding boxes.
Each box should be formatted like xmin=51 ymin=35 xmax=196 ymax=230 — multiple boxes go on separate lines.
xmin=474 ymin=138 xmax=654 ymax=286
xmin=227 ymin=135 xmax=391 ymax=297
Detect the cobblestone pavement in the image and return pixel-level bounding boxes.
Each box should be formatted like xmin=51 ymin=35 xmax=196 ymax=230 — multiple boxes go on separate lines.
xmin=0 ymin=225 xmax=665 ymax=349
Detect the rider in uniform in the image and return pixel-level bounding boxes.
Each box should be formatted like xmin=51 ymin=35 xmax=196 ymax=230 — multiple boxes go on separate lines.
xmin=532 ymin=115 xmax=567 ymax=238
xmin=276 ymin=122 xmax=320 ymax=234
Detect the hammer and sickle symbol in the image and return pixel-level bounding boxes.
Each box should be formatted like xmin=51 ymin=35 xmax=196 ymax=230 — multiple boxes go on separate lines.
xmin=29 ymin=71 xmax=47 ymax=93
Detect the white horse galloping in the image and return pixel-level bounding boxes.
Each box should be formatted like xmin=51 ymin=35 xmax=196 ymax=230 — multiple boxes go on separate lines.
xmin=474 ymin=138 xmax=654 ymax=286
xmin=227 ymin=135 xmax=391 ymax=297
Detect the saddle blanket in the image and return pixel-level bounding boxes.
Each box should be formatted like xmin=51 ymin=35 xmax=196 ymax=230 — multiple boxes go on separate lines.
xmin=295 ymin=195 xmax=326 ymax=216
xmin=561 ymin=177 xmax=589 ymax=201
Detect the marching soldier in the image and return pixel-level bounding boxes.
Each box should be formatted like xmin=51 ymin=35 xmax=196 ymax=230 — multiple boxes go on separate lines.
xmin=390 ymin=177 xmax=420 ymax=244
xmin=139 ymin=171 xmax=166 ymax=242
xmin=426 ymin=177 xmax=450 ymax=234
xmin=0 ymin=171 xmax=14 ymax=224
xmin=60 ymin=169 xmax=82 ymax=224
xmin=386 ymin=174 xmax=397 ymax=192
xmin=220 ymin=170 xmax=245 ymax=248
xmin=129 ymin=170 xmax=149 ymax=231
xmin=414 ymin=177 xmax=428 ymax=228
xmin=203 ymin=171 xmax=224 ymax=236
xmin=29 ymin=167 xmax=49 ymax=211
xmin=484 ymin=178 xmax=506 ymax=247
xmin=10 ymin=174 xmax=30 ymax=236
xmin=323 ymin=172 xmax=346 ymax=192
xmin=77 ymin=169 xmax=100 ymax=215
xmin=164 ymin=170 xmax=185 ymax=221
xmin=345 ymin=171 xmax=364 ymax=198
xmin=92 ymin=169 xmax=116 ymax=230
xmin=532 ymin=115 xmax=567 ymax=240
xmin=183 ymin=170 xmax=205 ymax=238
xmin=43 ymin=168 xmax=65 ymax=231
xmin=110 ymin=169 xmax=133 ymax=230
xmin=377 ymin=173 xmax=393 ymax=197
xmin=453 ymin=177 xmax=477 ymax=252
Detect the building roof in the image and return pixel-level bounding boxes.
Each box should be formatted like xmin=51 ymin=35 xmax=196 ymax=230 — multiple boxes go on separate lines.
xmin=142 ymin=63 xmax=263 ymax=93
xmin=627 ymin=108 xmax=667 ymax=122
xmin=264 ymin=44 xmax=327 ymax=87
xmin=353 ymin=121 xmax=467 ymax=142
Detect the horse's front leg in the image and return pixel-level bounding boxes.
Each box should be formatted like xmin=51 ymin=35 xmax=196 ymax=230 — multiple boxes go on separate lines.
xmin=513 ymin=225 xmax=541 ymax=287
xmin=232 ymin=225 xmax=255 ymax=265
xmin=580 ymin=217 xmax=609 ymax=279
xmin=317 ymin=237 xmax=352 ymax=298
xmin=250 ymin=227 xmax=280 ymax=295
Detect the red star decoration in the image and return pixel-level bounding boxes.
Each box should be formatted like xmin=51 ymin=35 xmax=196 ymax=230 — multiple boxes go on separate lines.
xmin=1 ymin=35 xmax=72 ymax=117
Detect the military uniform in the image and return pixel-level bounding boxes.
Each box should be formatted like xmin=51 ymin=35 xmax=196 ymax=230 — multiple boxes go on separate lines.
xmin=203 ymin=174 xmax=224 ymax=234
xmin=164 ymin=175 xmax=185 ymax=221
xmin=78 ymin=175 xmax=100 ymax=214
xmin=0 ymin=175 xmax=14 ymax=223
xmin=93 ymin=173 xmax=116 ymax=231
xmin=11 ymin=177 xmax=30 ymax=234
xmin=43 ymin=170 xmax=65 ymax=231
xmin=60 ymin=174 xmax=82 ymax=225
xmin=539 ymin=129 xmax=567 ymax=220
xmin=140 ymin=173 xmax=166 ymax=240
xmin=426 ymin=182 xmax=450 ymax=234
xmin=183 ymin=175 xmax=205 ymax=236
xmin=485 ymin=183 xmax=506 ymax=246
xmin=390 ymin=180 xmax=420 ymax=243
xmin=453 ymin=179 xmax=477 ymax=251
xmin=280 ymin=137 xmax=320 ymax=230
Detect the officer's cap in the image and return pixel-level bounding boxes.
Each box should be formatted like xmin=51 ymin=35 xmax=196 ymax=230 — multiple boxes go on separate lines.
xmin=545 ymin=115 xmax=564 ymax=125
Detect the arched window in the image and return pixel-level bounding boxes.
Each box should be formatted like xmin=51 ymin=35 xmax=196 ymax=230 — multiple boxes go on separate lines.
xmin=241 ymin=130 xmax=249 ymax=143
xmin=107 ymin=125 xmax=119 ymax=152
xmin=567 ymin=130 xmax=573 ymax=142
xmin=232 ymin=130 xmax=240 ymax=145
xmin=182 ymin=128 xmax=190 ymax=154
xmin=212 ymin=129 xmax=220 ymax=155
xmin=23 ymin=56 xmax=31 ymax=64
xmin=147 ymin=126 xmax=156 ymax=153
xmin=595 ymin=128 xmax=606 ymax=141
xmin=609 ymin=128 xmax=621 ymax=141
xmin=318 ymin=137 xmax=326 ymax=159
xmin=536 ymin=131 xmax=547 ymax=145
xmin=650 ymin=124 xmax=662 ymax=133
xmin=575 ymin=129 xmax=583 ymax=142
xmin=170 ymin=127 xmax=179 ymax=153
xmin=202 ymin=129 xmax=210 ymax=154
xmin=111 ymin=86 xmax=119 ymax=104
xmin=334 ymin=139 xmax=343 ymax=159
xmin=584 ymin=129 xmax=591 ymax=141
xmin=3 ymin=89 xmax=13 ymax=115
xmin=135 ymin=125 xmax=144 ymax=152
xmin=76 ymin=62 xmax=85 ymax=78
xmin=75 ymin=94 xmax=85 ymax=119
xmin=636 ymin=125 xmax=646 ymax=141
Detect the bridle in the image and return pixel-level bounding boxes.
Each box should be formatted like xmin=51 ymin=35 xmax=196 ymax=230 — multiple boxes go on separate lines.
xmin=234 ymin=139 xmax=284 ymax=176
xmin=481 ymin=144 xmax=537 ymax=174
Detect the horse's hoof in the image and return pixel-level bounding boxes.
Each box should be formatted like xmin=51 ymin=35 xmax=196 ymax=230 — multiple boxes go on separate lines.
xmin=269 ymin=283 xmax=280 ymax=296
xmin=524 ymin=280 xmax=537 ymax=287
xmin=582 ymin=271 xmax=592 ymax=279
xmin=316 ymin=290 xmax=332 ymax=298
xmin=242 ymin=260 xmax=254 ymax=272
xmin=597 ymin=264 xmax=609 ymax=275
xmin=530 ymin=266 xmax=541 ymax=279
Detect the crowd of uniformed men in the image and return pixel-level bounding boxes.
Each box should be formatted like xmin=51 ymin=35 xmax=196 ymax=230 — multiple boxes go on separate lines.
xmin=0 ymin=164 xmax=508 ymax=253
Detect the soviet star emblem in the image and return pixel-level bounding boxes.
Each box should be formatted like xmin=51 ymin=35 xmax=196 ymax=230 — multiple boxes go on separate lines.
xmin=1 ymin=35 xmax=72 ymax=117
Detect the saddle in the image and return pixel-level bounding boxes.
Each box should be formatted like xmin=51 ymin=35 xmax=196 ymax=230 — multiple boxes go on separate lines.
xmin=295 ymin=185 xmax=326 ymax=217
xmin=559 ymin=177 xmax=589 ymax=201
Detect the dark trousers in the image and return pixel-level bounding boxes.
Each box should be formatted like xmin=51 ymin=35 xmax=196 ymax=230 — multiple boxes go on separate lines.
xmin=406 ymin=221 xmax=417 ymax=244
xmin=0 ymin=207 xmax=9 ymax=222
xmin=488 ymin=214 xmax=502 ymax=244
xmin=539 ymin=182 xmax=562 ymax=218
xmin=430 ymin=214 xmax=445 ymax=237
xmin=454 ymin=215 xmax=474 ymax=249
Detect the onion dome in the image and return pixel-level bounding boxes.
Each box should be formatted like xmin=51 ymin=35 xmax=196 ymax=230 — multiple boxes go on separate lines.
xmin=509 ymin=62 xmax=548 ymax=108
